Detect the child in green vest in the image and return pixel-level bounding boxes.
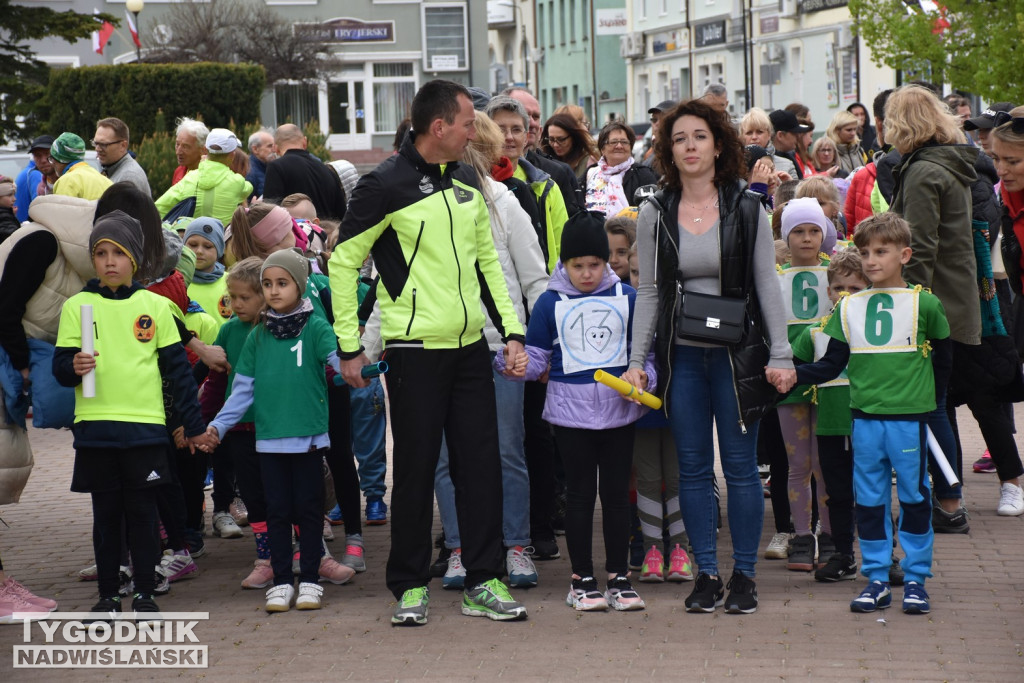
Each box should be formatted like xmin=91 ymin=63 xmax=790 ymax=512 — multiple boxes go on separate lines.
xmin=53 ymin=211 xmax=212 ymax=620
xmin=184 ymin=217 xmax=233 ymax=327
xmin=206 ymin=248 xmax=352 ymax=613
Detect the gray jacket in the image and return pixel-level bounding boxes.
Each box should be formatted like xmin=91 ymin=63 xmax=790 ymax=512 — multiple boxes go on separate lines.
xmin=103 ymin=153 xmax=151 ymax=196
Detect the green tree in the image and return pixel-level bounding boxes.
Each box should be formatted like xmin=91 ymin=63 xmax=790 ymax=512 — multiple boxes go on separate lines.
xmin=0 ymin=1 xmax=117 ymax=144
xmin=850 ymin=0 xmax=1024 ymax=101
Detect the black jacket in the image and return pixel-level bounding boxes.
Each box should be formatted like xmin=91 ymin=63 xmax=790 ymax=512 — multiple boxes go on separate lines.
xmin=646 ymin=181 xmax=779 ymax=429
xmin=526 ymin=149 xmax=584 ymax=217
xmin=263 ymin=148 xmax=347 ymax=221
xmin=0 ymin=206 xmax=19 ymax=245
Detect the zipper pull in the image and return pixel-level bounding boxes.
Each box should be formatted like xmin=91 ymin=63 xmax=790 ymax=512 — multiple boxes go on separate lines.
xmin=738 ymin=418 xmax=747 ymax=435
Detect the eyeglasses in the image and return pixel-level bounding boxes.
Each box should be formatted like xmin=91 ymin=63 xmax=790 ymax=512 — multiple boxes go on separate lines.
xmin=546 ymin=134 xmax=571 ymax=145
xmin=90 ymin=139 xmax=124 ymax=151
xmin=498 ymin=126 xmax=526 ymax=137
xmin=604 ymin=139 xmax=631 ymax=148
xmin=46 ymin=155 xmax=56 ymax=164
xmin=993 ymin=111 xmax=1024 ymax=133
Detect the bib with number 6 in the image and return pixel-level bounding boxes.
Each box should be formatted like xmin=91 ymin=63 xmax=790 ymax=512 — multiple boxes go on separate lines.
xmin=780 ymin=266 xmax=831 ymax=325
xmin=554 ymin=283 xmax=630 ymax=375
xmin=841 ymin=288 xmax=919 ymax=354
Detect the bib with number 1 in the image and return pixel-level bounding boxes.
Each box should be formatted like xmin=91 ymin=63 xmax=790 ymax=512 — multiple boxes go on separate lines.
xmin=554 ymin=283 xmax=630 ymax=375
xmin=840 ymin=287 xmax=919 ymax=354
xmin=780 ymin=265 xmax=831 ymax=328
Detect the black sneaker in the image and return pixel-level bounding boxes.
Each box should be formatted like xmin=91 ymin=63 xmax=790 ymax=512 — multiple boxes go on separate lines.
xmin=932 ymin=503 xmax=970 ymax=534
xmin=814 ymin=553 xmax=858 ymax=582
xmin=429 ymin=546 xmax=452 ymax=578
xmin=86 ymin=596 xmax=121 ymax=623
xmin=816 ymin=533 xmax=836 ymax=563
xmin=786 ymin=534 xmax=816 ymax=571
xmin=131 ymin=593 xmax=162 ymax=623
xmin=724 ymin=572 xmax=758 ymax=614
xmin=531 ymin=537 xmax=561 ymax=561
xmin=888 ymin=556 xmax=905 ymax=587
xmin=684 ymin=573 xmax=725 ymax=613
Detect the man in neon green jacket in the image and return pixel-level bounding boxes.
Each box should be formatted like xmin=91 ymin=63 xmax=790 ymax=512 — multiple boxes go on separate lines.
xmin=155 ymin=128 xmax=252 ymax=226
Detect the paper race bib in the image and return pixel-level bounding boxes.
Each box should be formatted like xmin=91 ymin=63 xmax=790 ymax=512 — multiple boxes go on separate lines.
xmin=841 ymin=288 xmax=919 ymax=354
xmin=780 ymin=266 xmax=831 ymax=325
xmin=811 ymin=326 xmax=849 ymax=387
xmin=554 ymin=284 xmax=629 ymax=375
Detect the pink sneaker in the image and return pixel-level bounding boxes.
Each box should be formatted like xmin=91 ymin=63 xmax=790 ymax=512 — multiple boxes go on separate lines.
xmin=0 ymin=591 xmax=53 ymax=624
xmin=1 ymin=578 xmax=57 ymax=610
xmin=666 ymin=544 xmax=694 ymax=582
xmin=318 ymin=555 xmax=355 ymax=585
xmin=639 ymin=546 xmax=665 ymax=583
xmin=241 ymin=559 xmax=274 ymax=589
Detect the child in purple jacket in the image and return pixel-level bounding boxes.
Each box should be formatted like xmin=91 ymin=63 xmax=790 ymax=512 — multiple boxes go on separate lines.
xmin=496 ymin=211 xmax=656 ymax=613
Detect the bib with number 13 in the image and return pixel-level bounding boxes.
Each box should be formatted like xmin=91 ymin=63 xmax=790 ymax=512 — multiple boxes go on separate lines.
xmin=554 ymin=283 xmax=630 ymax=375
xmin=840 ymin=287 xmax=920 ymax=354
xmin=780 ymin=265 xmax=830 ymax=325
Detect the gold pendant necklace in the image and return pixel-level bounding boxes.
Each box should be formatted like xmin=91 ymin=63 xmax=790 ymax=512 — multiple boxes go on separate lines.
xmin=683 ymin=197 xmax=720 ymax=223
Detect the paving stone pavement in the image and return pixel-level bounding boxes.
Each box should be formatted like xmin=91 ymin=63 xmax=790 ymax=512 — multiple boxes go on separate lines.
xmin=1 ymin=406 xmax=1022 ymax=681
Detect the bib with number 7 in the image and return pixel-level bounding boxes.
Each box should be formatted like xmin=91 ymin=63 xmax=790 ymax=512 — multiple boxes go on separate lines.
xmin=840 ymin=288 xmax=919 ymax=354
xmin=780 ymin=266 xmax=831 ymax=325
xmin=554 ymin=283 xmax=630 ymax=375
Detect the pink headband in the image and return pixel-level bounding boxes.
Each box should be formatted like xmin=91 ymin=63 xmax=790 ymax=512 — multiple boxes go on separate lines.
xmin=251 ymin=206 xmax=293 ymax=248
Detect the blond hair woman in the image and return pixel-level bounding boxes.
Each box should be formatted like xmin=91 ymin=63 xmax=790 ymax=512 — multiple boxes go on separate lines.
xmin=826 ymin=110 xmax=867 ymax=173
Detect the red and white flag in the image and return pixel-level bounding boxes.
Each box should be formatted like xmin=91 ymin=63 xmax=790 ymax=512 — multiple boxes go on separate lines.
xmin=125 ymin=9 xmax=141 ymax=48
xmin=92 ymin=11 xmax=114 ymax=55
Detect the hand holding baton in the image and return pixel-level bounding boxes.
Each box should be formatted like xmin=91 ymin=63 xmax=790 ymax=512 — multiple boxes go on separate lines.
xmin=81 ymin=304 xmax=96 ymax=398
xmin=593 ymin=370 xmax=662 ymax=410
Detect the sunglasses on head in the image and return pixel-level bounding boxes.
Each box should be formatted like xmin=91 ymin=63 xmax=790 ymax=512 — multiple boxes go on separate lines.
xmin=992 ymin=111 xmax=1024 ymax=133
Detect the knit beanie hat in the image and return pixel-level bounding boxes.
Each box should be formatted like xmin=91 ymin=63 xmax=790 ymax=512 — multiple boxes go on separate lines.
xmin=183 ymin=216 xmax=226 ymax=258
xmin=251 ymin=205 xmax=293 ymax=249
xmin=781 ymin=197 xmax=837 ymax=255
xmin=560 ymin=210 xmax=611 ymax=263
xmin=90 ymin=210 xmax=144 ymax=273
xmin=51 ymin=132 xmax=86 ymax=163
xmin=175 ymin=237 xmax=197 ymax=286
xmin=261 ymin=247 xmax=310 ymax=288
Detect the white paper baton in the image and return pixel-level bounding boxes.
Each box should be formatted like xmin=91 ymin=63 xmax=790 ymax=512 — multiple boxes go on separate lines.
xmin=925 ymin=426 xmax=960 ymax=488
xmin=81 ymin=304 xmax=95 ymax=398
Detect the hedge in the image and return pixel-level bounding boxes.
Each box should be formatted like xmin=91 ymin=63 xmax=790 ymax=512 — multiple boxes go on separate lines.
xmin=45 ymin=63 xmax=265 ymax=141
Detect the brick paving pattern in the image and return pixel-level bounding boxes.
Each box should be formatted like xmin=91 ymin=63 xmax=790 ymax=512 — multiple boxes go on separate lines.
xmin=1 ymin=406 xmax=1022 ymax=681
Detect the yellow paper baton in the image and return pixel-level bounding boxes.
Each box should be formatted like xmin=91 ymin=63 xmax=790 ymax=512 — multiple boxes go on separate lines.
xmin=593 ymin=370 xmax=662 ymax=410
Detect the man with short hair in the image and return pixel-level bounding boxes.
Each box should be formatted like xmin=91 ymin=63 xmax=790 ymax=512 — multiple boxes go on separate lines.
xmin=173 ymin=117 xmax=209 ymax=185
xmin=94 ymin=117 xmax=150 ymax=195
xmin=964 ymin=103 xmax=1016 ymax=157
xmin=331 ymin=79 xmax=528 ymax=627
xmin=14 ymin=135 xmax=52 ymax=222
xmin=642 ymin=100 xmax=676 ymax=167
xmin=503 ymin=87 xmax=585 ymax=216
xmin=701 ymin=83 xmax=729 ymax=114
xmin=50 ymin=132 xmax=112 ymax=200
xmin=155 ymin=128 xmax=251 ymax=226
xmin=768 ymin=109 xmax=811 ymax=179
xmin=246 ymin=128 xmax=276 ymax=198
xmin=263 ymin=124 xmax=346 ymax=221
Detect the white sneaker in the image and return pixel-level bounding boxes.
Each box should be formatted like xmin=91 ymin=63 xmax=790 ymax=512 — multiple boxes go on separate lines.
xmin=506 ymin=546 xmax=539 ymax=587
xmin=322 ymin=518 xmax=334 ymax=542
xmin=442 ymin=549 xmax=466 ymax=590
xmin=265 ymin=584 xmax=295 ymax=613
xmin=997 ymin=482 xmax=1024 ymax=516
xmin=295 ymin=582 xmax=323 ymax=610
xmin=765 ymin=532 xmax=791 ymax=559
xmin=212 ymin=511 xmax=243 ymax=539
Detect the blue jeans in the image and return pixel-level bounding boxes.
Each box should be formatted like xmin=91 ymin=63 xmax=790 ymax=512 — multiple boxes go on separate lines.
xmin=927 ymin=389 xmax=961 ymax=501
xmin=435 ymin=365 xmax=530 ymax=548
xmin=350 ymin=378 xmax=387 ymax=500
xmin=668 ymin=345 xmax=764 ymax=577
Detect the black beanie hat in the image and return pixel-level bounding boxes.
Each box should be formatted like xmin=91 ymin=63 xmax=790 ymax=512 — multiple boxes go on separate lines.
xmin=90 ymin=210 xmax=144 ymax=273
xmin=560 ymin=211 xmax=610 ymax=263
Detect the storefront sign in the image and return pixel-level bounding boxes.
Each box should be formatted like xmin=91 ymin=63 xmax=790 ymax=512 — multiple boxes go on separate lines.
xmin=595 ymin=8 xmax=628 ymax=35
xmin=297 ymin=18 xmax=395 ymax=44
xmin=760 ymin=16 xmax=779 ymax=34
xmin=694 ymin=20 xmax=726 ymax=48
xmin=801 ymin=0 xmax=849 ymax=13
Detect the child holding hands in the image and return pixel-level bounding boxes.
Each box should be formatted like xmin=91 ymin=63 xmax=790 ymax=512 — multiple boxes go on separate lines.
xmin=206 ymin=248 xmax=353 ymax=613
xmin=794 ymin=213 xmax=951 ymax=615
xmin=497 ymin=211 xmax=655 ymax=612
xmin=53 ymin=211 xmax=212 ymax=619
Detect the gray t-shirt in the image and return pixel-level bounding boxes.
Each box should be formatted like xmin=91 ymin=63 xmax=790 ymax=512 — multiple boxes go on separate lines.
xmin=629 ymin=200 xmax=792 ymax=369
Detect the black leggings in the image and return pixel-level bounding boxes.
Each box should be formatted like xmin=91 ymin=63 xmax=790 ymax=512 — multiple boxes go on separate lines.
xmin=261 ymin=450 xmax=325 ymax=586
xmin=222 ymin=431 xmax=265 ymax=524
xmin=92 ymin=487 xmax=159 ymax=597
xmin=951 ymin=390 xmax=1024 ymax=482
xmin=525 ymin=381 xmax=557 ymax=544
xmin=817 ymin=435 xmax=855 ymax=557
xmin=326 ymin=382 xmax=362 ymax=537
xmin=554 ymin=424 xmax=634 ymax=578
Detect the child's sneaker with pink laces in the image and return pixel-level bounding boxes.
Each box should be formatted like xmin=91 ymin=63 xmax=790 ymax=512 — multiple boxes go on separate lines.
xmin=241 ymin=559 xmax=274 ymax=589
xmin=341 ymin=535 xmax=366 ymax=572
xmin=1 ymin=578 xmax=57 ymax=610
xmin=639 ymin=546 xmax=665 ymax=583
xmin=318 ymin=555 xmax=355 ymax=585
xmin=666 ymin=544 xmax=694 ymax=582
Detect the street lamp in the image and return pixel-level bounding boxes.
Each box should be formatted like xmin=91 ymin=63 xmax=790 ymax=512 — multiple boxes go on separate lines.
xmin=126 ymin=0 xmax=144 ymax=63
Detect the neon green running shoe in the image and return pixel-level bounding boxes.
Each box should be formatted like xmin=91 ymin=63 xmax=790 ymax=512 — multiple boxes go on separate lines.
xmin=462 ymin=578 xmax=528 ymax=621
xmin=392 ymin=586 xmax=429 ymax=626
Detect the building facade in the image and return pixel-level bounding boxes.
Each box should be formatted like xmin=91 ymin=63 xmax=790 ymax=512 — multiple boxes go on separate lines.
xmin=17 ymin=0 xmax=490 ymax=162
